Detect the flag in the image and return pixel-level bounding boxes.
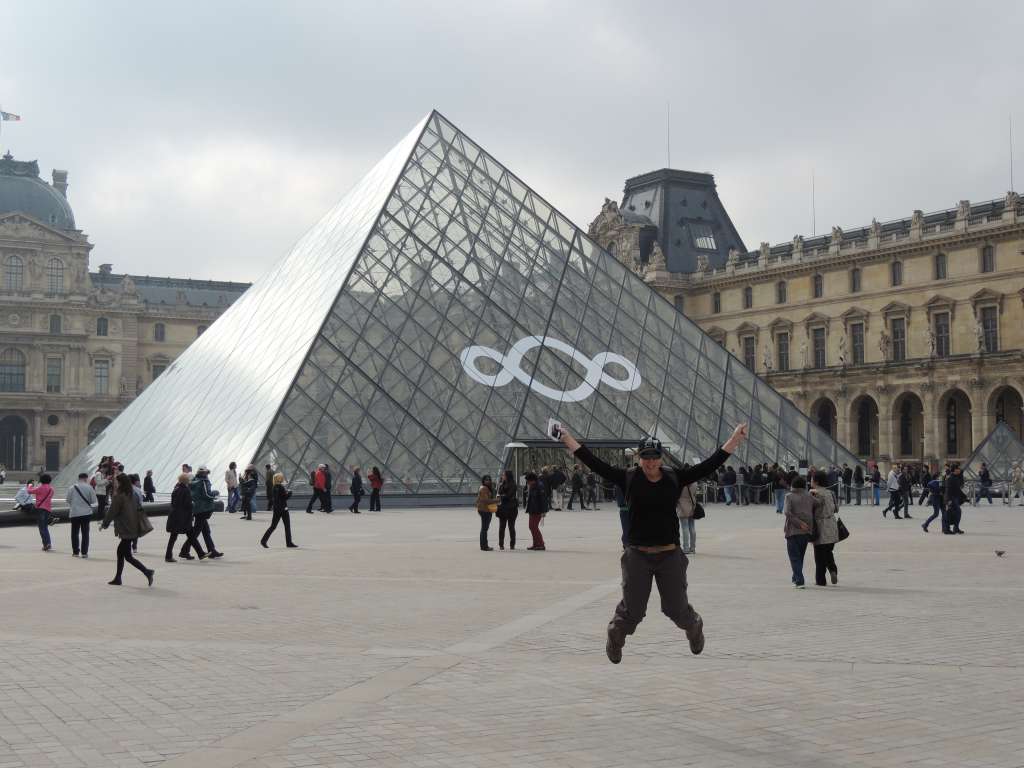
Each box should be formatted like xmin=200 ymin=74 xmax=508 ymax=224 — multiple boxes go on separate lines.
xmin=1 ymin=111 xmax=21 ymax=121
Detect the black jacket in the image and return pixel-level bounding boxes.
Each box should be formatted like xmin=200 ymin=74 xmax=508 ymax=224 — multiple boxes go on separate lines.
xmin=525 ymin=484 xmax=546 ymax=515
xmin=272 ymin=484 xmax=292 ymax=514
xmin=144 ymin=476 xmax=156 ymax=495
xmin=167 ymin=482 xmax=193 ymax=534
xmin=945 ymin=473 xmax=966 ymax=505
xmin=497 ymin=478 xmax=519 ymax=514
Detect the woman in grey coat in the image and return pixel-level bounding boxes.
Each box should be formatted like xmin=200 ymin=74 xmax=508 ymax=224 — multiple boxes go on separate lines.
xmin=783 ymin=476 xmax=820 ymax=588
xmin=100 ymin=474 xmax=155 ymax=587
xmin=810 ymin=471 xmax=840 ymax=586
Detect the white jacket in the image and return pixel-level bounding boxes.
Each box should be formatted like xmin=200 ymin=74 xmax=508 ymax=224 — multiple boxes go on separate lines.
xmin=224 ymin=468 xmax=238 ymax=489
xmin=92 ymin=470 xmax=109 ymax=496
xmin=886 ymin=470 xmax=900 ymax=491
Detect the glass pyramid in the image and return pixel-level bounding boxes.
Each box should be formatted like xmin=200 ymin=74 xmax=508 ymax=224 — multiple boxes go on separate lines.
xmin=962 ymin=422 xmax=1024 ymax=483
xmin=57 ymin=111 xmax=859 ymax=496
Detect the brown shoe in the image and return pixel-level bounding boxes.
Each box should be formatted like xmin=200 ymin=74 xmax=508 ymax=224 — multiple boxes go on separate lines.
xmin=686 ymin=612 xmax=705 ymax=655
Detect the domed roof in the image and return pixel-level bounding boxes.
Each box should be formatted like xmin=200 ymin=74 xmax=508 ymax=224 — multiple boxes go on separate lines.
xmin=0 ymin=153 xmax=76 ymax=230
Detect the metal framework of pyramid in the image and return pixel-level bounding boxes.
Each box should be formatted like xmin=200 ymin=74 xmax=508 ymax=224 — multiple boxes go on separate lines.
xmin=57 ymin=111 xmax=859 ymax=496
xmin=962 ymin=422 xmax=1024 ymax=482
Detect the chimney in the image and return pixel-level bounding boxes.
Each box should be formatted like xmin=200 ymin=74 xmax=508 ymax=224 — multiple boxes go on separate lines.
xmin=52 ymin=169 xmax=69 ymax=198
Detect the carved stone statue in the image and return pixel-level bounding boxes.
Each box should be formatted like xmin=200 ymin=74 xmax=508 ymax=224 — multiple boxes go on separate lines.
xmin=925 ymin=326 xmax=936 ymax=358
xmin=870 ymin=218 xmax=882 ymax=237
xmin=957 ymin=199 xmax=971 ymax=220
xmin=799 ymin=340 xmax=809 ymax=369
xmin=838 ymin=335 xmax=848 ymax=367
xmin=648 ymin=240 xmax=667 ymax=271
xmin=696 ymin=253 xmax=710 ymax=272
xmin=830 ymin=226 xmax=843 ymax=245
xmin=119 ymin=376 xmax=129 ymax=394
xmin=976 ymin=316 xmax=986 ymax=353
xmin=763 ymin=343 xmax=773 ymax=372
xmin=879 ymin=330 xmax=891 ymax=361
xmin=121 ymin=275 xmax=136 ymax=294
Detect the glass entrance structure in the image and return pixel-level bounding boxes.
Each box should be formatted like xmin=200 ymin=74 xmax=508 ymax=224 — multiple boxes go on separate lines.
xmin=57 ymin=111 xmax=858 ymax=497
xmin=963 ymin=422 xmax=1024 ymax=483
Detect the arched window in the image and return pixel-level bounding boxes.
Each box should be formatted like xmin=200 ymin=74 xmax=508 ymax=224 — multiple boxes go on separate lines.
xmin=776 ymin=281 xmax=787 ymax=304
xmin=712 ymin=292 xmax=721 ymax=314
xmin=47 ymin=258 xmax=64 ymax=294
xmin=49 ymin=314 xmax=62 ymax=334
xmin=812 ymin=273 xmax=824 ymax=299
xmin=850 ymin=268 xmax=861 ymax=293
xmin=87 ymin=416 xmax=112 ymax=443
xmin=0 ymin=349 xmax=27 ymax=392
xmin=673 ymin=294 xmax=685 ymax=313
xmin=4 ymin=255 xmax=23 ymax=290
xmin=934 ymin=252 xmax=947 ymax=280
xmin=891 ymin=260 xmax=903 ymax=286
xmin=96 ymin=317 xmax=109 ymax=337
xmin=154 ymin=322 xmax=166 ymax=342
xmin=742 ymin=286 xmax=753 ymax=309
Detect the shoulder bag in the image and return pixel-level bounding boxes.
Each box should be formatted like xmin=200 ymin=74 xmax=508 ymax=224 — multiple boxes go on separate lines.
xmin=836 ymin=514 xmax=850 ymax=542
xmin=689 ymin=486 xmax=706 ymax=520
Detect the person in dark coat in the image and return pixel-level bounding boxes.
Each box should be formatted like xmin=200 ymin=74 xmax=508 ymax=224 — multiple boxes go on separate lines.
xmin=143 ymin=470 xmax=156 ymax=502
xmin=945 ymin=465 xmax=966 ymax=534
xmin=496 ymin=469 xmax=519 ymax=550
xmin=262 ymin=473 xmax=297 ymax=548
xmin=165 ymin=472 xmax=205 ymax=562
xmin=348 ymin=467 xmax=364 ymax=513
xmin=183 ymin=465 xmax=222 ymax=559
xmin=239 ymin=465 xmax=259 ymax=520
xmin=264 ymin=463 xmax=274 ymax=511
xmin=100 ymin=474 xmax=154 ymax=586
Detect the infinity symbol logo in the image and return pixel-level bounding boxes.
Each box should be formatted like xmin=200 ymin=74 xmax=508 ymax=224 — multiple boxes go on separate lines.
xmin=459 ymin=336 xmax=641 ymax=403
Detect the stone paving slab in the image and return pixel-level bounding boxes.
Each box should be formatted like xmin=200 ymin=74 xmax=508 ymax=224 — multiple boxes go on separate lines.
xmin=1 ymin=499 xmax=1022 ymax=767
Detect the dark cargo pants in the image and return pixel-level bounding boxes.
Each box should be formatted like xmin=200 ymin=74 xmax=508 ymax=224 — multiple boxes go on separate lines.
xmin=608 ymin=546 xmax=698 ymax=644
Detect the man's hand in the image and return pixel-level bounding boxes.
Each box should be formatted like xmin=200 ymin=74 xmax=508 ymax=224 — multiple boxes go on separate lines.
xmin=560 ymin=429 xmax=581 ymax=454
xmin=722 ymin=423 xmax=749 ymax=454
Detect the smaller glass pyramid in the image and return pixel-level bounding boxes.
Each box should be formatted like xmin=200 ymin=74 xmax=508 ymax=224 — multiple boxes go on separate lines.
xmin=962 ymin=422 xmax=1024 ymax=482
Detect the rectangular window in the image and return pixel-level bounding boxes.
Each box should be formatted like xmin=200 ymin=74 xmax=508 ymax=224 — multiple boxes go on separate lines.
xmin=891 ymin=318 xmax=906 ymax=362
xmin=934 ymin=252 xmax=947 ymax=280
xmin=851 ymin=323 xmax=865 ymax=365
xmin=45 ymin=441 xmax=60 ymax=472
xmin=935 ymin=312 xmax=950 ymax=357
xmin=812 ymin=274 xmax=824 ymax=299
xmin=691 ymin=223 xmax=717 ymax=251
xmin=152 ymin=364 xmax=166 ymax=380
xmin=46 ymin=357 xmax=62 ymax=393
xmin=981 ymin=245 xmax=995 ymax=273
xmin=812 ymin=328 xmax=826 ymax=369
xmin=891 ymin=261 xmax=903 ymax=286
xmin=981 ymin=306 xmax=999 ymax=352
xmin=742 ymin=336 xmax=756 ymax=370
xmin=49 ymin=315 xmax=61 ymax=334
xmin=712 ymin=292 xmax=721 ymax=314
xmin=850 ymin=268 xmax=861 ymax=293
xmin=743 ymin=286 xmax=752 ymax=309
xmin=777 ymin=332 xmax=790 ymax=372
xmin=94 ymin=360 xmax=110 ymax=395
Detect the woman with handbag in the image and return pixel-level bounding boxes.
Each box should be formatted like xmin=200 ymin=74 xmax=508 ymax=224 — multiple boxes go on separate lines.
xmin=810 ymin=471 xmax=840 ymax=586
xmin=261 ymin=473 xmax=298 ymax=548
xmin=101 ymin=474 xmax=155 ymax=587
xmin=675 ymin=470 xmax=702 ymax=555
xmin=27 ymin=474 xmax=56 ymax=551
xmin=496 ymin=470 xmax=519 ymax=550
xmin=476 ymin=475 xmax=496 ymax=551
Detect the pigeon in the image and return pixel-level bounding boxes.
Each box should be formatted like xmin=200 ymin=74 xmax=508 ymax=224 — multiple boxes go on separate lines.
xmin=995 ymin=550 xmax=1006 ymax=557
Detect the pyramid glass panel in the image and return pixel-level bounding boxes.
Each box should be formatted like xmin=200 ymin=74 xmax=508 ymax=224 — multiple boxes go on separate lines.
xmin=962 ymin=422 xmax=1024 ymax=482
xmin=58 ymin=110 xmax=859 ymax=496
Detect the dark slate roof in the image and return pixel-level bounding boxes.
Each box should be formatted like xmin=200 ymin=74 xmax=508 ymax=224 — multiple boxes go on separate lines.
xmin=0 ymin=153 xmax=76 ymax=230
xmin=90 ymin=271 xmax=250 ymax=309
xmin=621 ymin=169 xmax=747 ymax=273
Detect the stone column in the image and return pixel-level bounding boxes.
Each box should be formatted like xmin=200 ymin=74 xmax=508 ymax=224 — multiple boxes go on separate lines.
xmin=876 ymin=389 xmax=893 ymax=464
xmin=836 ymin=394 xmax=852 ymax=452
xmin=921 ymin=386 xmax=938 ymax=464
xmin=32 ymin=410 xmax=42 ymax=472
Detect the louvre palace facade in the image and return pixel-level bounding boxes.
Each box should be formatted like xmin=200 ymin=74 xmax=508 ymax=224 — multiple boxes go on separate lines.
xmin=0 ymin=153 xmax=247 ymax=475
xmin=590 ymin=170 xmax=1024 ymax=471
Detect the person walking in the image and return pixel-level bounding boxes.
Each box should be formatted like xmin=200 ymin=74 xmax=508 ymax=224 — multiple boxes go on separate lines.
xmin=348 ymin=467 xmax=364 ymax=514
xmin=496 ymin=469 xmax=518 ymax=550
xmin=841 ymin=464 xmax=853 ymax=505
xmin=1011 ymin=462 xmax=1024 ymax=506
xmin=306 ymin=464 xmax=327 ymax=514
xmin=143 ymin=470 xmax=156 ymax=502
xmin=898 ymin=466 xmax=914 ymax=519
xmin=475 ymin=475 xmax=496 ymax=551
xmin=239 ymin=465 xmax=258 ymax=520
xmin=166 ymin=472 xmax=205 ymax=562
xmin=870 ymin=466 xmax=882 ymax=505
xmin=100 ymin=474 xmax=155 ymax=587
xmin=975 ymin=463 xmax=994 ymax=504
xmin=262 ymin=473 xmax=298 ymax=548
xmin=368 ymin=467 xmax=383 ymax=511
xmin=559 ymin=424 xmax=746 ymax=664
xmin=772 ymin=465 xmax=788 ymax=514
xmin=585 ymin=471 xmax=599 ymax=509
xmin=92 ymin=463 xmax=111 ymax=519
xmin=225 ymin=462 xmax=240 ymax=513
xmin=922 ymin=473 xmax=944 ymax=533
xmin=721 ymin=465 xmax=737 ymax=505
xmin=852 ymin=465 xmax=864 ymax=505
xmin=524 ymin=472 xmax=547 ymax=550
xmin=918 ymin=467 xmax=932 ymax=506
xmin=945 ymin=465 xmax=966 ymax=534
xmin=676 ymin=479 xmax=698 ymax=555
xmin=184 ymin=465 xmax=223 ymax=559
xmin=882 ymin=466 xmax=904 ymax=519
xmin=264 ymin=463 xmax=274 ymax=511
xmin=810 ymin=471 xmax=839 ymax=586
xmin=27 ymin=474 xmax=56 ymax=551
xmin=66 ymin=472 xmax=97 ymax=558
xmin=783 ymin=476 xmax=820 ymax=589
xmin=567 ymin=466 xmax=587 ymax=510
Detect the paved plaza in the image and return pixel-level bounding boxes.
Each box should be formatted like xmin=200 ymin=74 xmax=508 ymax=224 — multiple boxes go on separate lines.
xmin=2 ymin=497 xmax=1023 ymax=768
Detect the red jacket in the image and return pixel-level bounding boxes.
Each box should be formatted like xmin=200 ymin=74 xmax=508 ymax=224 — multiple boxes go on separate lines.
xmin=369 ymin=472 xmax=383 ymax=490
xmin=313 ymin=468 xmax=327 ymax=491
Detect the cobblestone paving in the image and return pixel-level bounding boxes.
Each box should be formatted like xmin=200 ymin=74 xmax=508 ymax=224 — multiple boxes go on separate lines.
xmin=2 ymin=497 xmax=1022 ymax=767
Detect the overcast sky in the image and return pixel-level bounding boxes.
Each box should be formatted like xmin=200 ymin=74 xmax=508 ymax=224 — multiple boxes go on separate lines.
xmin=3 ymin=0 xmax=1022 ymax=282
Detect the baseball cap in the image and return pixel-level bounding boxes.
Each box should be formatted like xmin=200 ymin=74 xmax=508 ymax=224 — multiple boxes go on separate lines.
xmin=197 ymin=464 xmax=210 ymax=472
xmin=637 ymin=438 xmax=663 ymax=459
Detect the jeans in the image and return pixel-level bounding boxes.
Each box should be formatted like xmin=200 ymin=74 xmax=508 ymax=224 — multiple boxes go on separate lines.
xmin=786 ymin=534 xmax=812 ymax=585
xmin=478 ymin=510 xmax=492 ymax=549
xmin=498 ymin=511 xmax=517 ymax=549
xmin=723 ymin=486 xmax=735 ymax=505
xmin=262 ymin=508 xmax=294 ymax=546
xmin=976 ymin=485 xmax=993 ymax=504
xmin=349 ymin=491 xmax=363 ymax=513
xmin=608 ymin=547 xmax=698 ymax=645
xmin=679 ymin=517 xmax=696 ymax=552
xmin=873 ymin=485 xmax=881 ymax=505
xmin=36 ymin=508 xmax=51 ymax=548
xmin=813 ymin=542 xmax=837 ymax=586
xmin=567 ymin=488 xmax=586 ymax=509
xmin=923 ymin=499 xmax=943 ymax=530
xmin=528 ymin=513 xmax=545 ymax=548
xmin=70 ymin=517 xmax=89 ymax=555
xmin=182 ymin=514 xmax=215 ymax=555
xmin=774 ymin=489 xmax=786 ymax=514
xmin=369 ymin=488 xmax=381 ymax=511
xmin=883 ymin=490 xmax=902 ymax=516
xmin=227 ymin=487 xmax=240 ymax=512
xmin=114 ymin=538 xmax=148 ymax=581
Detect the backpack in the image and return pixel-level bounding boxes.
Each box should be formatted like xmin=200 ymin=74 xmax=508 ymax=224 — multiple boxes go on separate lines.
xmin=623 ymin=467 xmax=680 ymax=510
